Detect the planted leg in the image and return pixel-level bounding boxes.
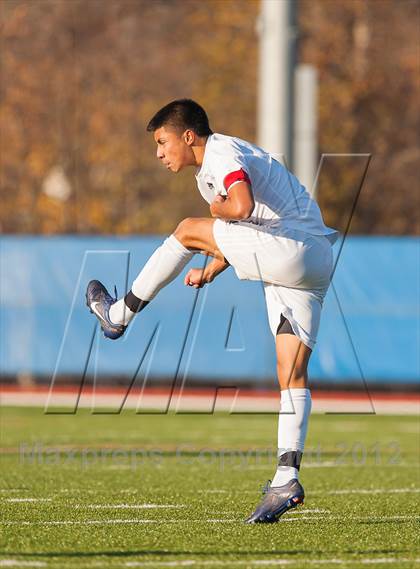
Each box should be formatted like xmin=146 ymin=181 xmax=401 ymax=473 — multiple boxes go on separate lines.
xmin=245 ymin=329 xmax=312 ymax=523
xmin=272 ymin=331 xmax=312 ymax=487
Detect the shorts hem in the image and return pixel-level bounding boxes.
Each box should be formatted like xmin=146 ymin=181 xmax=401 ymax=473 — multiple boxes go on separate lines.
xmin=275 ymin=312 xmax=316 ymax=350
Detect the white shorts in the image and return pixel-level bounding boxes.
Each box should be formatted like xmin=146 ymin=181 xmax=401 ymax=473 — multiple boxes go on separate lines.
xmin=212 ymin=219 xmax=334 ymax=349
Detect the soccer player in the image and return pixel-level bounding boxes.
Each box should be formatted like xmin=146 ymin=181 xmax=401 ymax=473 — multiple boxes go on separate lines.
xmin=86 ymin=99 xmax=338 ymax=523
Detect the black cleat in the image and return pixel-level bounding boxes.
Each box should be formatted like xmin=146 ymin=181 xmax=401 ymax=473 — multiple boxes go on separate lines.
xmin=244 ymin=479 xmax=304 ymax=524
xmin=86 ymin=280 xmax=126 ymax=340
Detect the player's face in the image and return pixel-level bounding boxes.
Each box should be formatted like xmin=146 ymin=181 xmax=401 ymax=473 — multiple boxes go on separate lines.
xmin=153 ymin=126 xmax=195 ymax=173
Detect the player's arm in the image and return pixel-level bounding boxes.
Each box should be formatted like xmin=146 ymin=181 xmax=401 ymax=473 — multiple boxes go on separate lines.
xmin=184 ymin=257 xmax=230 ymax=289
xmin=210 ymin=180 xmax=255 ymax=221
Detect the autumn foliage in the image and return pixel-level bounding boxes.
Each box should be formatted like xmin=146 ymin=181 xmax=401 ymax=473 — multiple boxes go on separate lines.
xmin=0 ymin=0 xmax=418 ymax=235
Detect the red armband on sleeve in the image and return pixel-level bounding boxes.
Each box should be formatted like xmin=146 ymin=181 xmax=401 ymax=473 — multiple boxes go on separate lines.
xmin=223 ymin=168 xmax=251 ymax=192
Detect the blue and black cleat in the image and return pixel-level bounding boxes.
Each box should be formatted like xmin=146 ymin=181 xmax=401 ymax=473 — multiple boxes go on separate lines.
xmin=85 ymin=280 xmax=126 ymax=340
xmin=244 ymin=479 xmax=304 ymax=524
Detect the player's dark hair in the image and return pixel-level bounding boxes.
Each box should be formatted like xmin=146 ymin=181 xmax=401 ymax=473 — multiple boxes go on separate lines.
xmin=146 ymin=99 xmax=213 ymax=137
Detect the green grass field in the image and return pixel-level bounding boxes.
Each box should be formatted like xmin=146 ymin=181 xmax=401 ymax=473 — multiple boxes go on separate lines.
xmin=1 ymin=407 xmax=419 ymax=568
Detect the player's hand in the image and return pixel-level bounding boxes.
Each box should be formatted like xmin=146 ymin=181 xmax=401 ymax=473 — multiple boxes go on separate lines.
xmin=210 ymin=194 xmax=226 ymax=217
xmin=184 ymin=268 xmax=209 ymax=288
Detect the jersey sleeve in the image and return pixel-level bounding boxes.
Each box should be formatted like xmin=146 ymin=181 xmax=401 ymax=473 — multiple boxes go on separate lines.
xmin=208 ymin=145 xmax=251 ymax=195
xmin=223 ymin=168 xmax=251 ymax=192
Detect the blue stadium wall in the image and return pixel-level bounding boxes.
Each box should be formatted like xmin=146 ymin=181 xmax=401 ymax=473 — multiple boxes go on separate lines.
xmin=1 ymin=236 xmax=419 ymax=387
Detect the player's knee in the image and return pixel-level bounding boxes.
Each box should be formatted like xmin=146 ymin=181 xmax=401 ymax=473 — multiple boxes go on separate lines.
xmin=277 ymin=361 xmax=308 ymax=388
xmin=174 ymin=217 xmax=194 ymax=245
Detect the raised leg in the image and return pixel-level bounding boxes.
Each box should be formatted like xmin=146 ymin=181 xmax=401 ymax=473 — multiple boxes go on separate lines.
xmin=173 ymin=217 xmax=224 ymax=260
xmin=108 ymin=217 xmax=222 ymax=327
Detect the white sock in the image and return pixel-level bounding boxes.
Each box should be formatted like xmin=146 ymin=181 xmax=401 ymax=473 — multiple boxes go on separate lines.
xmin=109 ymin=235 xmax=194 ymax=326
xmin=108 ymin=298 xmax=136 ymax=326
xmin=271 ymin=388 xmax=312 ymax=487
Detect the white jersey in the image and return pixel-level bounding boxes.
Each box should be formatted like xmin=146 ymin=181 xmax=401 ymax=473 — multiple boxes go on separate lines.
xmin=195 ymin=133 xmax=338 ymax=243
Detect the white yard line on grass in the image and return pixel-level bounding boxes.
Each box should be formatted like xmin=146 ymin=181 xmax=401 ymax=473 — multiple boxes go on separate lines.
xmin=312 ymin=488 xmax=420 ymax=495
xmin=4 ymin=498 xmax=52 ymax=503
xmin=1 ymin=514 xmax=419 ymax=526
xmin=124 ymin=560 xmax=199 ymax=567
xmin=1 ymin=556 xmax=418 ymax=568
xmin=3 ymin=487 xmax=418 ymax=499
xmin=121 ymin=558 xmax=420 ymax=567
xmin=279 ymin=515 xmax=420 ymax=522
xmin=1 ymin=519 xmax=240 ymax=525
xmin=0 ymin=562 xmax=46 ymax=567
xmin=86 ymin=504 xmax=185 ymax=509
xmin=198 ymin=487 xmax=420 ymax=495
xmin=124 ymin=562 xmax=292 ymax=567
xmin=198 ymin=489 xmax=229 ymax=493
xmin=287 ymin=509 xmax=330 ymax=514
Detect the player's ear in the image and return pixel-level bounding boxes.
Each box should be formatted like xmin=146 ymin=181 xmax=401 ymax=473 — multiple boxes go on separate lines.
xmin=183 ymin=129 xmax=195 ymax=146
